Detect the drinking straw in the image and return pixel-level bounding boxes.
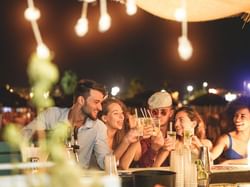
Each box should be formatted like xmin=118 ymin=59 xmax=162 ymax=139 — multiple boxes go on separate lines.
xmin=143 ymin=108 xmax=148 ymax=118
xmin=140 ymin=108 xmax=146 ymax=118
xmin=169 ymin=121 xmax=173 ymax=132
xmin=135 ymin=108 xmax=138 ymax=118
xmin=147 ymin=109 xmax=152 ymax=118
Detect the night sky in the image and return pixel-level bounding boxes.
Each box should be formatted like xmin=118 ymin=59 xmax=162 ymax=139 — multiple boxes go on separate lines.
xmin=1 ymin=0 xmax=250 ymax=94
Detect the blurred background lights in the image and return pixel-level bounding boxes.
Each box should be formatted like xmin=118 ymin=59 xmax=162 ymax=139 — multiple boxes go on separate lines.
xmin=43 ymin=91 xmax=50 ymax=99
xmin=203 ymin=81 xmax=208 ymax=88
xmin=186 ymin=85 xmax=193 ymax=92
xmin=225 ymin=92 xmax=237 ymax=102
xmin=208 ymin=88 xmax=218 ymax=94
xmin=111 ymin=86 xmax=120 ymax=96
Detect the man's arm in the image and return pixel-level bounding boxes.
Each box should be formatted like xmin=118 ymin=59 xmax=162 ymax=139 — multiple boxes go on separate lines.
xmin=94 ymin=121 xmax=111 ymax=169
xmin=22 ymin=112 xmax=47 ymax=140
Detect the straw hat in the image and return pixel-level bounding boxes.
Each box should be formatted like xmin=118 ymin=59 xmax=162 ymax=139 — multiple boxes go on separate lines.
xmin=148 ymin=91 xmax=172 ymax=109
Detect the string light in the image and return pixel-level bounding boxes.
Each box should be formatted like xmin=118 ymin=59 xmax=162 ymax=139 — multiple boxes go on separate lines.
xmin=177 ymin=0 xmax=193 ymax=61
xmin=178 ymin=35 xmax=193 ymax=61
xmin=75 ymin=1 xmax=89 ymax=37
xmin=25 ymin=0 xmax=50 ymax=58
xmin=98 ymin=0 xmax=111 ymax=32
xmin=36 ymin=43 xmax=50 ymax=59
xmin=126 ymin=0 xmax=137 ymax=16
xmin=24 ymin=7 xmax=40 ymax=21
xmin=75 ymin=0 xmax=137 ymax=35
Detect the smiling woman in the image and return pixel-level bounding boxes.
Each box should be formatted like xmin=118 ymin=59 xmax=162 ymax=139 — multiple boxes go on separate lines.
xmin=211 ymin=96 xmax=250 ymax=164
xmin=136 ymin=0 xmax=250 ymax=22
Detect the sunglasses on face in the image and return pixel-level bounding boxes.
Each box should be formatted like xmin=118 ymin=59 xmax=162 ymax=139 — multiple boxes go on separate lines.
xmin=151 ymin=108 xmax=169 ymax=116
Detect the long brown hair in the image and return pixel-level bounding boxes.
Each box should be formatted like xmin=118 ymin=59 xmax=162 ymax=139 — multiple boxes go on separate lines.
xmin=98 ymin=97 xmax=130 ymax=150
xmin=174 ymin=106 xmax=206 ymax=139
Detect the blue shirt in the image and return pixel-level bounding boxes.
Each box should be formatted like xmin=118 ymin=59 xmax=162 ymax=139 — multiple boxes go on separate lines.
xmin=22 ymin=107 xmax=110 ymax=169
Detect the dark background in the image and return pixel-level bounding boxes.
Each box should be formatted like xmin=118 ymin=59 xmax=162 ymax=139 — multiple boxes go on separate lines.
xmin=1 ymin=0 xmax=250 ymax=93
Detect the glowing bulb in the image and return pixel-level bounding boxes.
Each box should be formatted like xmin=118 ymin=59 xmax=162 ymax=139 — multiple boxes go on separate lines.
xmin=203 ymin=82 xmax=208 ymax=88
xmin=225 ymin=92 xmax=237 ymax=102
xmin=111 ymin=86 xmax=120 ymax=96
xmin=36 ymin=43 xmax=50 ymax=58
xmin=186 ymin=85 xmax=193 ymax=92
xmin=24 ymin=7 xmax=40 ymax=21
xmin=178 ymin=36 xmax=193 ymax=61
xmin=98 ymin=14 xmax=111 ymax=32
xmin=75 ymin=17 xmax=88 ymax=37
xmin=126 ymin=0 xmax=137 ymax=16
xmin=175 ymin=8 xmax=186 ymax=22
xmin=208 ymin=88 xmax=217 ymax=94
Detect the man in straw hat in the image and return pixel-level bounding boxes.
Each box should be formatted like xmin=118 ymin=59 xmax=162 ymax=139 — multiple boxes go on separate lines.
xmin=137 ymin=90 xmax=174 ymax=167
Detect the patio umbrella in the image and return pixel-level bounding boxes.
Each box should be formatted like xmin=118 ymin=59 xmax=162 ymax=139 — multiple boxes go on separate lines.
xmin=137 ymin=0 xmax=250 ymax=22
xmin=188 ymin=93 xmax=228 ymax=106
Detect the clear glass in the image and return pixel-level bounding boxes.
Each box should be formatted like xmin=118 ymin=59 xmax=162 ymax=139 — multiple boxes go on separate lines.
xmin=104 ymin=153 xmax=118 ymax=176
xmin=135 ymin=117 xmax=144 ymax=137
xmin=152 ymin=118 xmax=160 ymax=136
xmin=183 ymin=127 xmax=194 ymax=147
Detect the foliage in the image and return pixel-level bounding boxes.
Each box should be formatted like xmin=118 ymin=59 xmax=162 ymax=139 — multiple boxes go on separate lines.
xmin=123 ymin=79 xmax=144 ymax=99
xmin=27 ymin=53 xmax=59 ymax=112
xmin=60 ymin=70 xmax=78 ymax=95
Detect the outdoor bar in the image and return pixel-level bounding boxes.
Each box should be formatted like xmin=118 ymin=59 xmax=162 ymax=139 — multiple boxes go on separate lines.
xmin=1 ymin=0 xmax=250 ymax=187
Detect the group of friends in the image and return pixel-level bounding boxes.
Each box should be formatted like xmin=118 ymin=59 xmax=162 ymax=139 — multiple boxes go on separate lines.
xmin=22 ymin=79 xmax=250 ymax=170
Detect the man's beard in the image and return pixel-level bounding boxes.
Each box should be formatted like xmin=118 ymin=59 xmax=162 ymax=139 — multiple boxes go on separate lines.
xmin=81 ymin=105 xmax=97 ymax=121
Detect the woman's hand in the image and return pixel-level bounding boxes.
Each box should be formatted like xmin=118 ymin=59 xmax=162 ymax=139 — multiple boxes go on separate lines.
xmin=142 ymin=124 xmax=154 ymax=139
xmin=125 ymin=128 xmax=139 ymax=144
xmin=191 ymin=135 xmax=203 ymax=149
xmin=162 ymin=136 xmax=175 ymax=151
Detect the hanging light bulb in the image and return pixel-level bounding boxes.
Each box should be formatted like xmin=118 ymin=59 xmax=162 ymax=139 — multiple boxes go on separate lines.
xmin=98 ymin=0 xmax=111 ymax=32
xmin=36 ymin=43 xmax=50 ymax=58
xmin=24 ymin=7 xmax=40 ymax=21
xmin=178 ymin=36 xmax=193 ymax=61
xmin=98 ymin=13 xmax=111 ymax=32
xmin=75 ymin=17 xmax=88 ymax=37
xmin=126 ymin=0 xmax=137 ymax=16
xmin=75 ymin=1 xmax=88 ymax=37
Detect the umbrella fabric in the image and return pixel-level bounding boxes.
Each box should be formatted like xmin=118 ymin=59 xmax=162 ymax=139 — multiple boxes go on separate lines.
xmin=189 ymin=93 xmax=228 ymax=106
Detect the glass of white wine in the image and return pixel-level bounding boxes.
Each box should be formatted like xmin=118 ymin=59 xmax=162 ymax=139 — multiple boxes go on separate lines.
xmin=183 ymin=127 xmax=194 ymax=147
xmin=135 ymin=117 xmax=144 ymax=137
xmin=152 ymin=118 xmax=160 ymax=136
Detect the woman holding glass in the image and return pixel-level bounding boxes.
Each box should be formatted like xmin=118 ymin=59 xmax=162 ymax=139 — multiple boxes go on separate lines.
xmin=174 ymin=106 xmax=212 ymax=154
xmin=98 ymin=97 xmax=139 ymax=169
xmin=154 ymin=106 xmax=212 ymax=166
